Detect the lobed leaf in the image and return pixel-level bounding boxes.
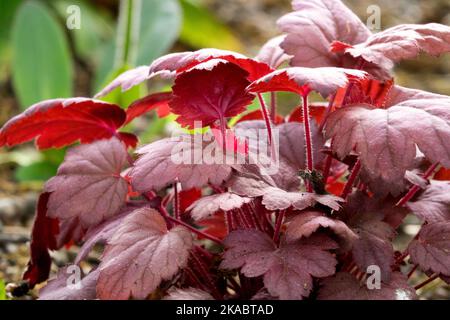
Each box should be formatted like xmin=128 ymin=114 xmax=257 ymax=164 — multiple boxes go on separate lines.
xmin=45 ymin=138 xmax=129 ymax=228
xmin=0 ymin=98 xmax=130 ymax=149
xmin=97 ymin=208 xmax=193 ymax=300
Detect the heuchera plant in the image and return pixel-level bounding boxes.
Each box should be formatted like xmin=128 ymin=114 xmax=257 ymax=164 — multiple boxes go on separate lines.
xmin=2 ymin=0 xmax=450 ymax=300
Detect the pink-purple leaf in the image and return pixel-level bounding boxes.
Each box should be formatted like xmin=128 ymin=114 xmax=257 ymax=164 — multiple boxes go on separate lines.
xmin=348 ymin=211 xmax=395 ymax=282
xmin=333 ymin=23 xmax=450 ymax=73
xmin=45 ymin=138 xmax=128 ymax=228
xmin=188 ymin=192 xmax=251 ymax=221
xmin=256 ymin=35 xmax=291 ymax=69
xmin=39 ymin=267 xmax=99 ymax=300
xmin=130 ymin=134 xmax=232 ymax=192
xmin=408 ymin=222 xmax=450 ymax=276
xmin=97 ymin=208 xmax=193 ymax=300
xmin=94 ymin=66 xmax=153 ymax=98
xmin=285 ymin=211 xmax=358 ymax=250
xmin=221 ymin=230 xmax=338 ymax=299
xmin=164 ymin=288 xmax=214 ymax=300
xmin=325 ymin=102 xmax=450 ymax=195
xmin=318 ymin=272 xmax=417 ymax=300
xmin=406 ymin=181 xmax=450 ymax=223
xmin=278 ymin=0 xmax=370 ymax=68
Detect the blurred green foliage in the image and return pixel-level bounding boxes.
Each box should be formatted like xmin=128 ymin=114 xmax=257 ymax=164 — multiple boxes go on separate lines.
xmin=1 ymin=0 xmax=244 ymax=183
xmin=0 ymin=279 xmax=7 ymax=300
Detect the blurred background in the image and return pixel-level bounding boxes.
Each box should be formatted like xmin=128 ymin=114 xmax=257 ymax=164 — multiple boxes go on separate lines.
xmin=0 ymin=0 xmax=449 ymax=299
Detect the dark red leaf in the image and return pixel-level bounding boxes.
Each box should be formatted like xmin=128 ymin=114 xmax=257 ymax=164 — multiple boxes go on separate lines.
xmin=287 ymin=104 xmax=327 ymax=125
xmin=23 ymin=193 xmax=59 ymax=288
xmin=125 ymin=92 xmax=173 ymax=125
xmin=179 ymin=188 xmax=202 ymax=213
xmin=237 ymin=109 xmax=284 ymax=125
xmin=408 ymin=222 xmax=450 ymax=276
xmin=0 ymin=98 xmax=127 ymax=149
xmin=169 ymin=61 xmax=254 ymax=128
xmin=247 ymin=68 xmax=367 ymax=98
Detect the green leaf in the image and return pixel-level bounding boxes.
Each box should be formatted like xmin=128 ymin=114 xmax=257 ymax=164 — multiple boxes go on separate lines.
xmin=179 ymin=0 xmax=243 ymax=51
xmin=51 ymin=0 xmax=114 ymax=64
xmin=0 ymin=0 xmax=22 ymax=81
xmin=0 ymin=279 xmax=8 ymax=300
xmin=12 ymin=1 xmax=73 ymax=109
xmin=15 ymin=161 xmax=58 ymax=182
xmin=135 ymin=0 xmax=182 ymax=65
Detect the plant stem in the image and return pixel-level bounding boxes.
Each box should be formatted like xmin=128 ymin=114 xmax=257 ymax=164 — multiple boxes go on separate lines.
xmin=318 ymin=93 xmax=336 ymax=132
xmin=302 ymin=94 xmax=314 ymax=192
xmin=273 ymin=210 xmax=285 ymax=245
xmin=257 ymin=93 xmax=276 ymax=160
xmin=191 ymin=252 xmax=222 ymax=299
xmin=270 ymin=92 xmax=277 ymax=123
xmin=165 ymin=215 xmax=223 ymax=245
xmin=341 ymin=159 xmax=361 ymax=199
xmin=173 ymin=180 xmax=180 ymax=220
xmin=115 ymin=0 xmax=141 ymax=68
xmin=414 ymin=274 xmax=439 ymax=290
xmin=407 ymin=264 xmax=418 ymax=279
xmin=322 ymin=151 xmax=333 ymax=184
xmin=396 ymin=163 xmax=439 ymax=207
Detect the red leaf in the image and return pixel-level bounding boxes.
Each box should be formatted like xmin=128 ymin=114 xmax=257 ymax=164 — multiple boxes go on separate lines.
xmin=45 ymin=138 xmax=129 ymax=228
xmin=435 ymin=167 xmax=450 ymax=181
xmin=247 ymin=68 xmax=367 ymax=98
xmin=170 ymin=61 xmax=254 ymax=128
xmin=408 ymin=222 xmax=450 ymax=276
xmin=221 ymin=230 xmax=338 ymax=299
xmin=23 ymin=193 xmax=59 ymax=288
xmin=318 ymin=272 xmax=417 ymax=300
xmin=334 ymin=78 xmax=394 ymax=108
xmin=287 ymin=104 xmax=327 ymax=124
xmin=0 ymin=98 xmax=128 ymax=149
xmin=197 ymin=212 xmax=227 ymax=240
xmin=97 ymin=208 xmax=193 ymax=300
xmin=237 ymin=109 xmax=284 ymax=125
xmin=125 ymin=92 xmax=173 ymax=125
xmin=179 ymin=188 xmax=202 ymax=213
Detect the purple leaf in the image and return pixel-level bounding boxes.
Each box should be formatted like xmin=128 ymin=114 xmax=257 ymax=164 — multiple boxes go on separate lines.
xmin=164 ymin=287 xmax=214 ymax=300
xmin=408 ymin=222 xmax=450 ymax=276
xmin=278 ymin=0 xmax=371 ymax=68
xmin=39 ymin=267 xmax=99 ymax=300
xmin=94 ymin=66 xmax=153 ymax=98
xmin=97 ymin=208 xmax=193 ymax=300
xmin=406 ymin=181 xmax=450 ymax=223
xmin=348 ymin=211 xmax=395 ymax=282
xmin=130 ymin=134 xmax=232 ymax=192
xmin=221 ymin=230 xmax=337 ymax=299
xmin=74 ymin=203 xmax=145 ymax=265
xmin=188 ymin=192 xmax=252 ymax=221
xmin=334 ymin=23 xmax=450 ymax=73
xmin=318 ymin=272 xmax=417 ymax=300
xmin=285 ymin=211 xmax=358 ymax=250
xmin=45 ymin=138 xmax=129 ymax=228
xmin=325 ymin=101 xmax=450 ymax=196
